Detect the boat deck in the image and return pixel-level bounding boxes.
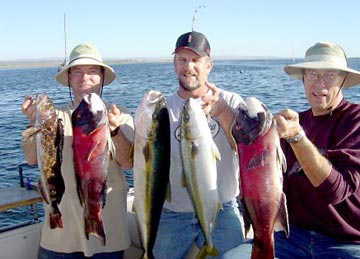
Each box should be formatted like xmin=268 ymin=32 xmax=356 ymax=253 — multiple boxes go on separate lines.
xmin=0 ymin=186 xmax=42 ymax=220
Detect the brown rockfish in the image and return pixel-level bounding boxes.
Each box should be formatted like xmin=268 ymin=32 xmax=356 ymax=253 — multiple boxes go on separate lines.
xmin=32 ymin=94 xmax=65 ymax=229
xmin=72 ymin=93 xmax=114 ymax=245
xmin=232 ymin=97 xmax=289 ymax=259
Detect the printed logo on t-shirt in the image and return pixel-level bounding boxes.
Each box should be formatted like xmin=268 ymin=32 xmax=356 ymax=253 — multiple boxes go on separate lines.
xmin=174 ymin=117 xmax=220 ymax=142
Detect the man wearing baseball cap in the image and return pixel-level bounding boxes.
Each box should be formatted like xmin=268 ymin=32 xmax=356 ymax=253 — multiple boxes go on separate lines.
xmin=152 ymin=31 xmax=246 ymax=258
xmin=21 ymin=43 xmax=134 ymax=259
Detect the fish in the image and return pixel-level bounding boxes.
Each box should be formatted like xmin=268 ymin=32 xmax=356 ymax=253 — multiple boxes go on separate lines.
xmin=231 ymin=97 xmax=289 ymax=259
xmin=133 ymin=90 xmax=171 ymax=259
xmin=180 ymin=98 xmax=221 ymax=259
xmin=26 ymin=94 xmax=65 ymax=229
xmin=71 ymin=93 xmax=114 ymax=245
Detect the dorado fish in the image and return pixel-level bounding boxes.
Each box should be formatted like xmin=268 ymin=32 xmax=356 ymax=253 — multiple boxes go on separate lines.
xmin=72 ymin=93 xmax=113 ymax=245
xmin=180 ymin=98 xmax=221 ymax=259
xmin=133 ymin=90 xmax=171 ymax=259
xmin=232 ymin=97 xmax=289 ymax=259
xmin=27 ymin=94 xmax=65 ymax=229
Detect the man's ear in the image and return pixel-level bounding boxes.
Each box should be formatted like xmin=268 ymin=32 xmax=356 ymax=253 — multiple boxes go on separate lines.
xmin=207 ymin=58 xmax=213 ymax=74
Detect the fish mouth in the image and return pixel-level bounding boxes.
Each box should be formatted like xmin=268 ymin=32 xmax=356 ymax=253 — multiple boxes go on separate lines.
xmin=232 ymin=102 xmax=273 ymax=145
xmin=72 ymin=94 xmax=107 ymax=134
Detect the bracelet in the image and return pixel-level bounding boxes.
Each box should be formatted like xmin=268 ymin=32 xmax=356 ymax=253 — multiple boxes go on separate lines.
xmin=285 ymin=128 xmax=305 ymax=144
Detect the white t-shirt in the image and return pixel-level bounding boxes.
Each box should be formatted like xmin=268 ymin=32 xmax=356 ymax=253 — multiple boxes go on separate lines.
xmin=164 ymin=89 xmax=244 ymax=212
xmin=39 ymin=103 xmax=133 ymax=256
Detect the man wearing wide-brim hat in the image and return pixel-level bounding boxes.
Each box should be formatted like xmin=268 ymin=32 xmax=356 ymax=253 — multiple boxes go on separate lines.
xmin=21 ymin=43 xmax=134 ymax=258
xmin=271 ymin=42 xmax=360 ymax=258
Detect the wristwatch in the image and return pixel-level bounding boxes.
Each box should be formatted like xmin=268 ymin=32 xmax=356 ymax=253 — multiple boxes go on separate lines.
xmin=285 ymin=129 xmax=305 ymax=144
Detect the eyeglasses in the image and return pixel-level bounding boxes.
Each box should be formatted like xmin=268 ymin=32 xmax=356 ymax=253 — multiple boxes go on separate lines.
xmin=304 ymin=70 xmax=345 ymax=84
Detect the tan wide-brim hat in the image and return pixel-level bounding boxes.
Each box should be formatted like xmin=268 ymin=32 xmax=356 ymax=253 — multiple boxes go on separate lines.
xmin=284 ymin=42 xmax=360 ymax=88
xmin=55 ymin=43 xmax=116 ymax=86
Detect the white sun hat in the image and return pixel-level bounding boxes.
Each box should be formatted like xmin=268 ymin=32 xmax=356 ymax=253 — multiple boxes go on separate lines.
xmin=284 ymin=42 xmax=360 ymax=88
xmin=55 ymin=43 xmax=116 ymax=86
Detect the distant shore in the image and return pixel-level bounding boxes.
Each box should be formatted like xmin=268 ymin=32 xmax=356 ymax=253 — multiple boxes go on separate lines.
xmin=0 ymin=59 xmax=172 ymax=69
xmin=2 ymin=57 xmax=358 ymax=70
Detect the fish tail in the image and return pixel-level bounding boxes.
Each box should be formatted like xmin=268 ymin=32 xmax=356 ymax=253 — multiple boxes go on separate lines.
xmin=49 ymin=206 xmax=63 ymax=229
xmin=251 ymin=237 xmax=274 ymax=259
xmin=141 ymin=251 xmax=155 ymax=259
xmin=38 ymin=178 xmax=49 ymax=204
xmin=196 ymin=244 xmax=219 ymax=259
xmin=85 ymin=217 xmax=106 ymax=246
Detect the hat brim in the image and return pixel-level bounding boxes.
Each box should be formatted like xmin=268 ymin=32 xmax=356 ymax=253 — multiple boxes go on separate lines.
xmin=55 ymin=58 xmax=116 ymax=86
xmin=173 ymin=46 xmax=208 ymax=57
xmin=284 ymin=61 xmax=360 ymax=88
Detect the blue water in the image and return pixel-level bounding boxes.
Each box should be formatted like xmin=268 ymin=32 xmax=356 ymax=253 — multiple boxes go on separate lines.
xmin=1 ymin=59 xmax=359 ymax=228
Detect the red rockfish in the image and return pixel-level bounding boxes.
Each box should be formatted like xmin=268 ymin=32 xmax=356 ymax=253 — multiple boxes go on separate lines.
xmin=232 ymin=97 xmax=289 ymax=259
xmin=72 ymin=93 xmax=114 ymax=246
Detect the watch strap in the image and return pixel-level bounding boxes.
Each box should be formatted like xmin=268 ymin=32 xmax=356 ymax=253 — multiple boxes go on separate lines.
xmin=286 ymin=128 xmax=305 ymax=144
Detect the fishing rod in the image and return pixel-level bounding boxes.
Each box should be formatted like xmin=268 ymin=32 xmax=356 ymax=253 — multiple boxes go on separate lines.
xmin=192 ymin=5 xmax=206 ymax=31
xmin=58 ymin=13 xmax=67 ymax=72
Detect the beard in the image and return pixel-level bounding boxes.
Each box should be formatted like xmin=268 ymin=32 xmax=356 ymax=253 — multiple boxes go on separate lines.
xmin=178 ymin=77 xmax=201 ymax=92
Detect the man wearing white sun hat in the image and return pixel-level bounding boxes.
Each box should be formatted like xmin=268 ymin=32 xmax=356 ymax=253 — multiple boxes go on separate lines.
xmin=21 ymin=43 xmax=134 ymax=259
xmin=273 ymin=41 xmax=360 ymax=258
xmin=221 ymin=42 xmax=360 ymax=259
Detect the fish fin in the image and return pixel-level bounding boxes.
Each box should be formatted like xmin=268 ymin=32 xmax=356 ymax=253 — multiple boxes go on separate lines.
xmin=107 ymin=136 xmax=116 ymax=160
xmin=75 ymin=173 xmax=84 ymax=206
xmin=85 ymin=217 xmax=106 ymax=246
xmin=241 ymin=199 xmax=252 ymax=239
xmin=22 ymin=127 xmax=41 ymax=142
xmin=191 ymin=141 xmax=200 ymax=159
xmin=275 ymin=192 xmax=290 ymax=237
xmin=165 ymin=182 xmax=172 ymax=202
xmin=86 ymin=142 xmax=99 ymax=161
xmin=248 ymin=149 xmax=268 ymax=169
xmin=251 ymin=238 xmax=275 ymax=259
xmin=141 ymin=251 xmax=155 ymax=259
xmin=181 ymin=170 xmax=188 ymax=188
xmin=38 ymin=178 xmax=49 ymax=204
xmin=196 ymin=244 xmax=219 ymax=259
xmin=102 ymin=181 xmax=107 ymax=209
xmin=211 ymin=141 xmax=221 ymax=161
xmin=276 ymin=143 xmax=287 ymax=173
xmin=49 ymin=206 xmax=63 ymax=229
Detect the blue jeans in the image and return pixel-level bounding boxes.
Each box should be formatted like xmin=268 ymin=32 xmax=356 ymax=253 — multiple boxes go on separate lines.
xmin=274 ymin=225 xmax=360 ymax=259
xmin=38 ymin=246 xmax=124 ymax=259
xmin=153 ymin=199 xmax=245 ymax=259
xmin=219 ymin=225 xmax=360 ymax=259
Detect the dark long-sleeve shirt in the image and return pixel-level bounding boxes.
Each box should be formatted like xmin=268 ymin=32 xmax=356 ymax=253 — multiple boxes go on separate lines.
xmin=283 ymin=98 xmax=360 ymax=243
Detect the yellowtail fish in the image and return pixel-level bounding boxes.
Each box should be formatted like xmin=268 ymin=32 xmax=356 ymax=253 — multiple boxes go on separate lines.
xmin=133 ymin=90 xmax=171 ymax=259
xmin=180 ymin=98 xmax=221 ymax=259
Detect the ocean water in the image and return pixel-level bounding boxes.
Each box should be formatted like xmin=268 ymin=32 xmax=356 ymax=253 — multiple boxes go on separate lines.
xmin=1 ymin=59 xmax=359 ymax=228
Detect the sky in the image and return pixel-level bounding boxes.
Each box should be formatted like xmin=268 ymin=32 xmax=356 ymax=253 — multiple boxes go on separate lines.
xmin=1 ymin=0 xmax=360 ymax=61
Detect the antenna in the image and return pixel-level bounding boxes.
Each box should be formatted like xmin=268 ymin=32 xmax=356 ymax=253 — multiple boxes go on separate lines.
xmin=58 ymin=13 xmax=67 ymax=72
xmin=192 ymin=5 xmax=206 ymax=31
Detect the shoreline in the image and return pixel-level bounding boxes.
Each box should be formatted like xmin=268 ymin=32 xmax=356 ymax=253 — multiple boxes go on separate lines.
xmin=0 ymin=59 xmax=172 ymax=69
xmin=2 ymin=56 xmax=359 ymax=70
